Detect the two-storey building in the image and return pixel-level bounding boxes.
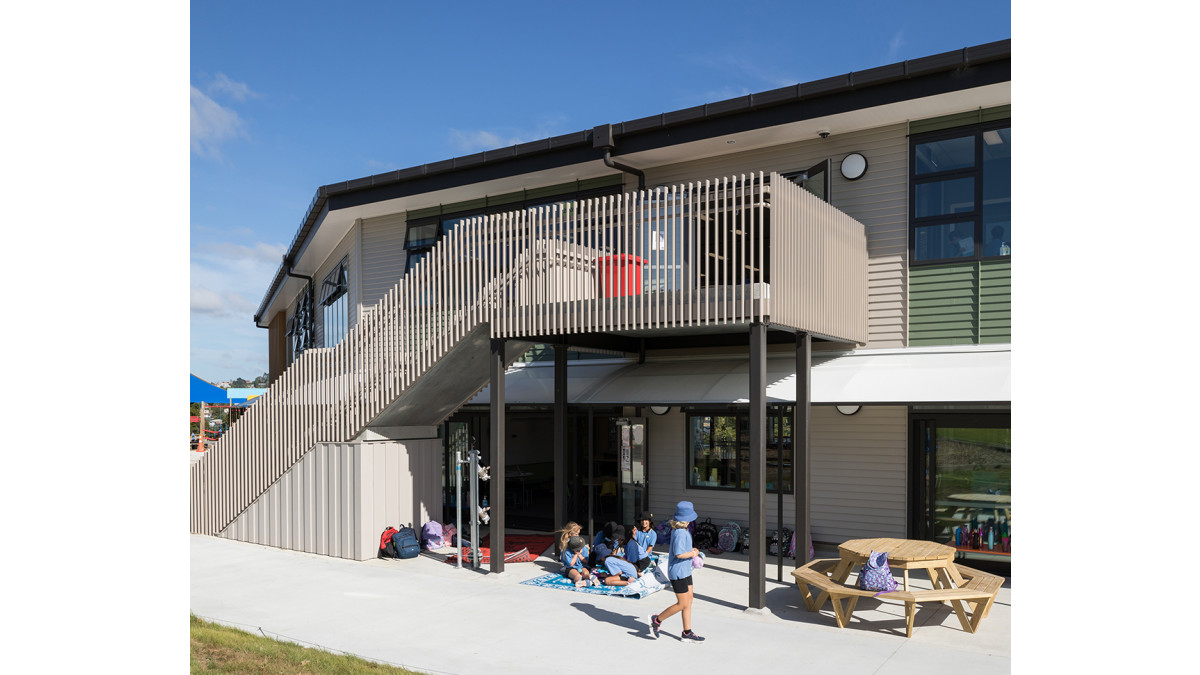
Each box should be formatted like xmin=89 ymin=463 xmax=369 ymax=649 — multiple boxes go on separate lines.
xmin=190 ymin=39 xmax=1011 ymax=607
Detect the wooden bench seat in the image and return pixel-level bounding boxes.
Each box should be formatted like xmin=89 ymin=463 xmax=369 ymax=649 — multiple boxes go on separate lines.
xmin=791 ymin=559 xmax=1005 ymax=637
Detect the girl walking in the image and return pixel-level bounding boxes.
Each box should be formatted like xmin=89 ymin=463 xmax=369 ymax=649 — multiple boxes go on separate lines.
xmin=647 ymin=501 xmax=704 ymax=643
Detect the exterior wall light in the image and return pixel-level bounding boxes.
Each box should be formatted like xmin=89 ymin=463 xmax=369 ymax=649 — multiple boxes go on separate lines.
xmin=649 ymin=406 xmax=671 ymax=416
xmin=836 ymin=405 xmax=862 ymax=416
xmin=840 ymin=153 xmax=867 ymax=180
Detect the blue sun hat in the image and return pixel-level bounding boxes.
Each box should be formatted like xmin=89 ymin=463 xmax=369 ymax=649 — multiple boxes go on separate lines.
xmin=673 ymin=500 xmax=698 ymax=523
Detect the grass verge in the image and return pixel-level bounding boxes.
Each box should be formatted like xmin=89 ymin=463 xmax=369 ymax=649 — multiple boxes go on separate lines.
xmin=190 ymin=614 xmax=420 ymax=674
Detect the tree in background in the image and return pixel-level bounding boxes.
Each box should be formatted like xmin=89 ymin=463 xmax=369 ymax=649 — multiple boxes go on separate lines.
xmin=231 ymin=377 xmax=249 ymax=388
xmin=252 ymin=373 xmax=268 ymax=387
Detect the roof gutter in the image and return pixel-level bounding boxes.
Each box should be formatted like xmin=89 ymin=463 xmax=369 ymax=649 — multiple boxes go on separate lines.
xmin=255 ymin=255 xmax=313 ymax=327
xmin=594 ymin=124 xmax=645 ymax=190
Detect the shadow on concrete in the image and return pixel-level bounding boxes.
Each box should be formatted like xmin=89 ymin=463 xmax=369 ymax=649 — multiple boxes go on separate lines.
xmin=568 ymin=602 xmax=658 ymax=640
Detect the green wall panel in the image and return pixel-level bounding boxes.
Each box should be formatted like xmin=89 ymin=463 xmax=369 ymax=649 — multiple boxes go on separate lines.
xmin=909 ymin=259 xmax=1010 ymax=345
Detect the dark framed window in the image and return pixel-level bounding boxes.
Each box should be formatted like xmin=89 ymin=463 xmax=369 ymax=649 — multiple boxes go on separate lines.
xmin=686 ymin=407 xmax=793 ymax=492
xmin=910 ymin=122 xmax=1011 ymax=264
xmin=319 ymin=258 xmax=349 ymax=347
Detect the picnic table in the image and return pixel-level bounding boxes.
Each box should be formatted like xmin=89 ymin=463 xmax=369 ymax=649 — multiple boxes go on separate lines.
xmin=792 ymin=537 xmax=1004 ymax=637
xmin=832 ymin=537 xmax=962 ymax=591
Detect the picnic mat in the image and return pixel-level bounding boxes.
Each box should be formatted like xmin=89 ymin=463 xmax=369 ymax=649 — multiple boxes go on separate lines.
xmin=443 ymin=533 xmax=556 ymax=565
xmin=520 ymin=555 xmax=669 ymax=599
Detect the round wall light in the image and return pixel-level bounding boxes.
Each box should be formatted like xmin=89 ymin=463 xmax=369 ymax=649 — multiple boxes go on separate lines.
xmin=836 ymin=405 xmax=862 ymax=416
xmin=840 ymin=152 xmax=868 ymax=181
xmin=649 ymin=406 xmax=671 ymax=416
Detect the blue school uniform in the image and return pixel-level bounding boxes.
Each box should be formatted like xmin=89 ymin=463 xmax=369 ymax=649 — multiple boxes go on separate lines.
xmin=668 ymin=528 xmax=694 ymax=581
xmin=624 ymin=537 xmax=646 ymax=563
xmin=633 ymin=528 xmax=656 ymax=552
xmin=603 ymin=555 xmax=638 ymax=580
xmin=561 ymin=546 xmax=587 ymax=574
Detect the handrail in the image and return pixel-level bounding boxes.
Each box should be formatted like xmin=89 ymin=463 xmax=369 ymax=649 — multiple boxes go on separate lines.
xmin=191 ymin=172 xmax=865 ymax=537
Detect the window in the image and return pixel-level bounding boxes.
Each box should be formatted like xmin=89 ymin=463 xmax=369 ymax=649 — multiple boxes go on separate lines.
xmin=686 ymin=408 xmax=793 ymax=492
xmin=319 ymin=258 xmax=348 ymax=347
xmin=910 ymin=411 xmax=1010 ymax=561
xmin=286 ymin=286 xmax=314 ymax=363
xmin=910 ymin=123 xmax=1010 ymax=264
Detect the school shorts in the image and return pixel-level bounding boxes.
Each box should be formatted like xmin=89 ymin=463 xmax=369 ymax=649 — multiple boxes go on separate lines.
xmin=633 ymin=557 xmax=651 ymax=572
xmin=670 ymin=574 xmax=693 ymax=594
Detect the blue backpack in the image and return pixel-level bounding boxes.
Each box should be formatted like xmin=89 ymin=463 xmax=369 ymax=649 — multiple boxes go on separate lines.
xmin=857 ymin=550 xmax=898 ymax=594
xmin=393 ymin=526 xmax=421 ymax=559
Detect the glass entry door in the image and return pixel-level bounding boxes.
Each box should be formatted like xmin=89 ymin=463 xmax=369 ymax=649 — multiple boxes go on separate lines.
xmin=911 ymin=412 xmax=1011 ymax=561
xmin=615 ymin=417 xmax=647 ymax=525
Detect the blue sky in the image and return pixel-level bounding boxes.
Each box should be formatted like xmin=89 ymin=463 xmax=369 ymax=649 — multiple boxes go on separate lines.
xmin=190 ymin=1 xmax=1012 ymax=382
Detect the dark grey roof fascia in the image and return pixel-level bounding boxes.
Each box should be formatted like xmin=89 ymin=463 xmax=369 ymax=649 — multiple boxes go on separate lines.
xmin=255 ymin=39 xmax=1010 ymax=324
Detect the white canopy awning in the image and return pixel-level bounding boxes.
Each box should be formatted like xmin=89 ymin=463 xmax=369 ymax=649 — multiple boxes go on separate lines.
xmin=468 ymin=344 xmax=1010 ymax=406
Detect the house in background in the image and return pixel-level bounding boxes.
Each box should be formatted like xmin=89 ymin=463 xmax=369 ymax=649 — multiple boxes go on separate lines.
xmin=190 ymin=39 xmax=1010 ymax=609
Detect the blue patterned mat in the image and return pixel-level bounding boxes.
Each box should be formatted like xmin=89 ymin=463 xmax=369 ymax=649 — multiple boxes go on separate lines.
xmin=520 ymin=555 xmax=669 ymax=599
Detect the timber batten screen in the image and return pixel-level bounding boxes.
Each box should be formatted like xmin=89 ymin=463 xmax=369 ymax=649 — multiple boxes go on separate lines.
xmin=191 ymin=172 xmax=868 ymax=537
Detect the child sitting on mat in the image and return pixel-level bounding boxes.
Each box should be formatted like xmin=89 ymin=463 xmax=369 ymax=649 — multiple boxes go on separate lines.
xmin=597 ymin=554 xmax=642 ymax=586
xmin=561 ymin=535 xmax=597 ymax=587
xmin=624 ymin=521 xmax=654 ymax=573
xmin=554 ymin=521 xmax=582 ymax=558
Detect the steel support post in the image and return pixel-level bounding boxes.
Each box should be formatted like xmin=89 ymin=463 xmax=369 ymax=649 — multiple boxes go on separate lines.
xmin=749 ymin=322 xmax=767 ymax=609
xmin=489 ymin=338 xmax=506 ymax=574
xmin=794 ymin=332 xmax=812 ymax=565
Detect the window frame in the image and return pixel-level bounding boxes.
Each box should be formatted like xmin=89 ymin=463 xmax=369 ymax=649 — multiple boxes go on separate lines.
xmin=909 ymin=120 xmax=1011 ymax=266
xmin=685 ymin=407 xmax=794 ymax=494
xmin=319 ymin=257 xmax=349 ymax=348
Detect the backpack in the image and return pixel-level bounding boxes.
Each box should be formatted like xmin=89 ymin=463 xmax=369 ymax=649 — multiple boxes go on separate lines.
xmin=442 ymin=522 xmax=458 ymax=546
xmin=857 ymin=550 xmax=898 ymax=594
xmin=716 ymin=521 xmax=741 ymax=552
xmin=693 ymin=518 xmax=719 ymax=550
xmin=768 ymin=528 xmax=791 ymax=556
xmin=785 ymin=530 xmax=816 ymax=561
xmin=393 ymin=526 xmax=421 ymax=560
xmin=421 ymin=521 xmax=445 ymax=550
xmin=378 ymin=526 xmax=399 ymax=558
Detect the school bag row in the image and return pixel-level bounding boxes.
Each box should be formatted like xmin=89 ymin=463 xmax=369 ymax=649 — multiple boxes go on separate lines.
xmin=378 ymin=525 xmax=421 ymax=559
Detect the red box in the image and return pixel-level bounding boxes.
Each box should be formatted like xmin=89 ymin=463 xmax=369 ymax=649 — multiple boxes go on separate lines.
xmin=595 ymin=254 xmax=645 ymax=297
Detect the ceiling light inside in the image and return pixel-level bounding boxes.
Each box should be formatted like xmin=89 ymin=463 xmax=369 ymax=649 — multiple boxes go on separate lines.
xmin=983 ymin=130 xmax=1004 ymax=146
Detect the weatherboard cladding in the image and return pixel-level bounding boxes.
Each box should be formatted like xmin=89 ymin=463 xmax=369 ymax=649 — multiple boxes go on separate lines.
xmin=254 ymin=40 xmax=1010 ymax=323
xmin=645 ymin=406 xmax=906 ymax=545
xmin=908 ymin=259 xmax=1010 ymax=345
xmin=359 ymin=213 xmax=407 ymax=312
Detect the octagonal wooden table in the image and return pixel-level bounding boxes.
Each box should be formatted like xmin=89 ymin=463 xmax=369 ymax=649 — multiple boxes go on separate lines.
xmin=813 ymin=537 xmax=965 ymax=610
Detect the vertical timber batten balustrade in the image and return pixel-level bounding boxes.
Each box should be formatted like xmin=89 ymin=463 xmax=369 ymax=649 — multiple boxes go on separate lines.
xmin=190 ymin=172 xmax=867 ymax=540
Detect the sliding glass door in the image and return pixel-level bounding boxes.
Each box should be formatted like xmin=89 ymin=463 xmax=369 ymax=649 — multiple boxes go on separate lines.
xmin=911 ymin=411 xmax=1011 ymax=561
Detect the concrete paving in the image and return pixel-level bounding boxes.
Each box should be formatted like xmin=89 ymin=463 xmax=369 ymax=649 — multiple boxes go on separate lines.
xmin=191 ymin=533 xmax=1010 ymax=675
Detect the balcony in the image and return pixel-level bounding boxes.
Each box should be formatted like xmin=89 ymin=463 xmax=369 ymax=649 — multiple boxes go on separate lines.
xmin=411 ymin=171 xmax=868 ymax=347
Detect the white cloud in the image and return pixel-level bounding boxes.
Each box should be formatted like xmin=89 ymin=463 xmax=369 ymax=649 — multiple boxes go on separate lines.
xmin=191 ymin=85 xmax=246 ymax=158
xmin=208 ymin=73 xmax=260 ymax=102
xmin=190 ymin=238 xmax=284 ymax=381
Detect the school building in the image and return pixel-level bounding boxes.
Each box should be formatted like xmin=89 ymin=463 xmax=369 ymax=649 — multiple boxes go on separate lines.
xmin=189 ymin=39 xmax=1011 ymax=608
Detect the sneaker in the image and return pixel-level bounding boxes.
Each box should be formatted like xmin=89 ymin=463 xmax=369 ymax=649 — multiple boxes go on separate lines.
xmin=646 ymin=614 xmax=660 ymax=639
xmin=680 ymin=629 xmax=705 ymax=643
xmin=575 ymin=579 xmax=587 ymax=587
xmin=590 ymin=577 xmax=601 ymax=587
